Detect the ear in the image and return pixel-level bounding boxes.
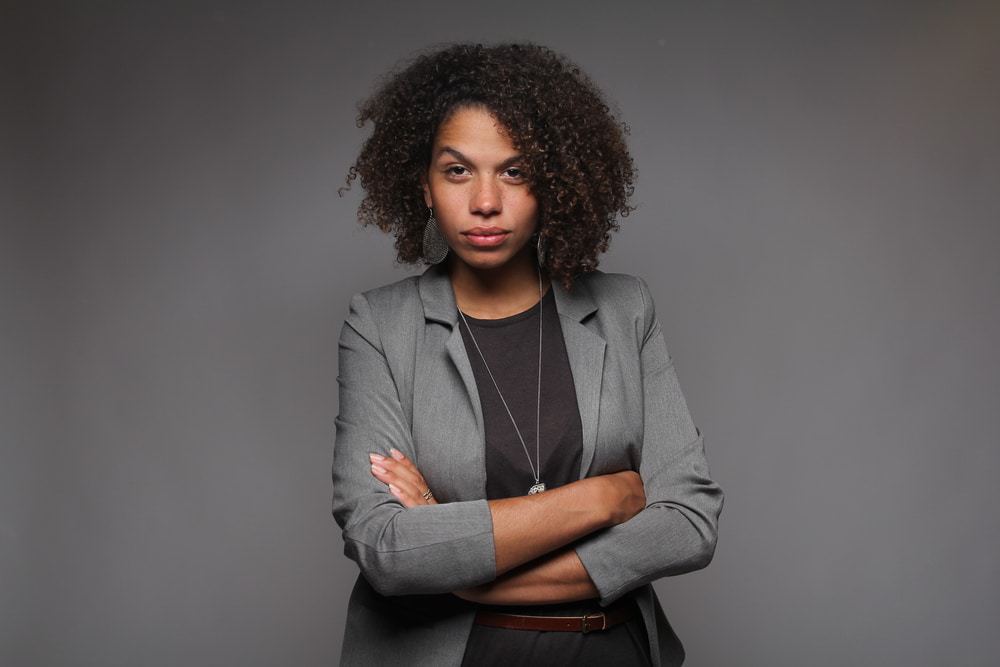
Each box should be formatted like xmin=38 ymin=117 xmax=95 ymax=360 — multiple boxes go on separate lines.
xmin=419 ymin=171 xmax=433 ymax=209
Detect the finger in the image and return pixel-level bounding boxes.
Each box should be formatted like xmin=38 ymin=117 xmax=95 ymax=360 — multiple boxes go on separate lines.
xmin=370 ymin=460 xmax=434 ymax=506
xmin=370 ymin=453 xmax=436 ymax=505
xmin=372 ymin=453 xmax=428 ymax=490
xmin=388 ymin=480 xmax=429 ymax=508
xmin=379 ymin=450 xmax=430 ymax=501
xmin=389 ymin=448 xmax=421 ymax=474
xmin=389 ymin=482 xmax=437 ymax=507
xmin=370 ymin=461 xmax=391 ymax=482
xmin=369 ymin=461 xmax=411 ymax=492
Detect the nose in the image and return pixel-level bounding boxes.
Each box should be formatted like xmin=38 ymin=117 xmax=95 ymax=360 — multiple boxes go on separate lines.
xmin=470 ymin=177 xmax=501 ymax=216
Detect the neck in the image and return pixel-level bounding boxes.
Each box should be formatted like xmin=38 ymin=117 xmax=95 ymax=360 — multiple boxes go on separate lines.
xmin=447 ymin=247 xmax=551 ymax=319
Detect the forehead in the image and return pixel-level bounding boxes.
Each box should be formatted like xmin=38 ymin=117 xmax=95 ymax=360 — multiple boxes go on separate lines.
xmin=432 ymin=106 xmax=516 ymax=155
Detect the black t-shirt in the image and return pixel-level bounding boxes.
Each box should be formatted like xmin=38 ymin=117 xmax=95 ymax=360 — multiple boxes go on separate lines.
xmin=457 ymin=285 xmax=652 ymax=666
xmin=457 ymin=284 xmax=598 ymax=617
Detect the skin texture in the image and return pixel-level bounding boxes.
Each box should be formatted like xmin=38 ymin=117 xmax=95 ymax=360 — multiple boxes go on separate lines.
xmin=342 ymin=42 xmax=637 ymax=292
xmin=370 ymin=449 xmax=646 ymax=604
xmin=421 ymin=106 xmax=552 ymax=319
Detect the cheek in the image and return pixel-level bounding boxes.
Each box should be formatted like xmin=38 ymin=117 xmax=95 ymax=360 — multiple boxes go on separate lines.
xmin=518 ymin=193 xmax=540 ymax=221
xmin=433 ymin=189 xmax=464 ymax=215
xmin=429 ymin=192 xmax=466 ymax=235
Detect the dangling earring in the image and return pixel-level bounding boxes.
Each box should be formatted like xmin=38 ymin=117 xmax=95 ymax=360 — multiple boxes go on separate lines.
xmin=535 ymin=231 xmax=547 ymax=267
xmin=422 ymin=208 xmax=449 ymax=264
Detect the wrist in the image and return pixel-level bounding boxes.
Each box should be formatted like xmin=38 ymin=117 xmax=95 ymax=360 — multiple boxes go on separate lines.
xmin=579 ymin=476 xmax=616 ymax=529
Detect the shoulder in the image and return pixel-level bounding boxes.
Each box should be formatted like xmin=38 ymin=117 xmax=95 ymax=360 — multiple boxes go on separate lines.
xmin=575 ymin=269 xmax=654 ymax=315
xmin=573 ymin=269 xmax=658 ymax=343
xmin=575 ymin=269 xmax=646 ymax=299
xmin=358 ymin=273 xmax=422 ymax=312
xmin=341 ymin=273 xmax=423 ymax=343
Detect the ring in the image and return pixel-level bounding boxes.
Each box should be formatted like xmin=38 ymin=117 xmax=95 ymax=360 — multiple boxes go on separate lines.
xmin=421 ymin=488 xmax=434 ymax=501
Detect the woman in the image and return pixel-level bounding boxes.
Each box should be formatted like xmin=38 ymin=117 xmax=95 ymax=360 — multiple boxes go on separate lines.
xmin=332 ymin=43 xmax=723 ymax=666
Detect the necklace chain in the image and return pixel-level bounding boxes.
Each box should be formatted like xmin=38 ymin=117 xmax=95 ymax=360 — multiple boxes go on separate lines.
xmin=457 ymin=268 xmax=544 ymax=490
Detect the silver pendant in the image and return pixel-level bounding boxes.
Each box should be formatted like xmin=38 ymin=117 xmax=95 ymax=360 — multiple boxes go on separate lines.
xmin=528 ymin=482 xmax=547 ymax=494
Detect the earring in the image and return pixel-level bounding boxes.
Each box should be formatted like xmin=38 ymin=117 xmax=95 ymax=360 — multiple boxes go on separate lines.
xmin=422 ymin=208 xmax=449 ymax=264
xmin=535 ymin=231 xmax=547 ymax=267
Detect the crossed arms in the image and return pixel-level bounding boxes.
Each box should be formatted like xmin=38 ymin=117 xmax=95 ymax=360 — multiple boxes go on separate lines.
xmin=331 ymin=276 xmax=724 ymax=606
xmin=369 ymin=446 xmax=646 ymax=604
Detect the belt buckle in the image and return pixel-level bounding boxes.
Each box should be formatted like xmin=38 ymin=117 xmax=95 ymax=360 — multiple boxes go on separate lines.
xmin=581 ymin=612 xmax=606 ymax=633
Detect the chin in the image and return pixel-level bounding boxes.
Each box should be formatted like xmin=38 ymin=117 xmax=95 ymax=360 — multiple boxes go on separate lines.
xmin=454 ymin=252 xmax=517 ymax=271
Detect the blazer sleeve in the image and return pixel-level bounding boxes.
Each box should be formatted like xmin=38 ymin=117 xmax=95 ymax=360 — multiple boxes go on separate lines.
xmin=331 ymin=292 xmax=497 ymax=597
xmin=573 ymin=275 xmax=724 ymax=607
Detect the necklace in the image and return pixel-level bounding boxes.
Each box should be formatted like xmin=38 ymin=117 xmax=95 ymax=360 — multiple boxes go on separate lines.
xmin=458 ymin=267 xmax=546 ymax=495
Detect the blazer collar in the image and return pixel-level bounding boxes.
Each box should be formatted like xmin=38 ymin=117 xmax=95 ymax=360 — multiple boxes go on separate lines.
xmin=417 ymin=261 xmax=606 ymax=481
xmin=417 ymin=261 xmax=599 ymax=326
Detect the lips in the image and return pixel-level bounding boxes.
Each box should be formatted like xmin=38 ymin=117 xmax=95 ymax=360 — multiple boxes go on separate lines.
xmin=464 ymin=227 xmax=509 ymax=236
xmin=463 ymin=227 xmax=510 ymax=248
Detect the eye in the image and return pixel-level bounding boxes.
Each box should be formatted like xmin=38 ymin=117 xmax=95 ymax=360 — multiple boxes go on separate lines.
xmin=445 ymin=165 xmax=469 ymax=177
xmin=504 ymin=167 xmax=527 ymax=182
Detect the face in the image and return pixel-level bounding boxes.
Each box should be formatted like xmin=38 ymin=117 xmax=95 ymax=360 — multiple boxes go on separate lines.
xmin=421 ymin=105 xmax=539 ymax=271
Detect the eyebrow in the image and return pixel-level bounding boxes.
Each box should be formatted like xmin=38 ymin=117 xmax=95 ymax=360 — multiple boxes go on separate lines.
xmin=435 ymin=146 xmax=524 ymax=169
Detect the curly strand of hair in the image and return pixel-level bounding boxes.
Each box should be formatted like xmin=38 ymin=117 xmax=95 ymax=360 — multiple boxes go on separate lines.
xmin=344 ymin=42 xmax=636 ymax=289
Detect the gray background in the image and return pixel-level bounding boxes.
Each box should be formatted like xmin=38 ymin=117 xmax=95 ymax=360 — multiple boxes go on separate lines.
xmin=3 ymin=1 xmax=998 ymax=665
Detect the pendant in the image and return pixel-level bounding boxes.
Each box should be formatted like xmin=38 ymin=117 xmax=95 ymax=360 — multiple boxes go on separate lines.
xmin=528 ymin=482 xmax=547 ymax=494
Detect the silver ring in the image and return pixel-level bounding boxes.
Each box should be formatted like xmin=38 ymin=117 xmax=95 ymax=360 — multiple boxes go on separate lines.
xmin=421 ymin=488 xmax=434 ymax=501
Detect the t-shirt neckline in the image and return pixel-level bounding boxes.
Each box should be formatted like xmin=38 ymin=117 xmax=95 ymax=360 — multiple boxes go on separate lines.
xmin=459 ymin=286 xmax=554 ymax=328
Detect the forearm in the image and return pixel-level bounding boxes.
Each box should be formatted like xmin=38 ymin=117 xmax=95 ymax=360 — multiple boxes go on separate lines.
xmin=458 ymin=546 xmax=599 ymax=605
xmin=487 ymin=476 xmax=612 ymax=576
xmin=361 ymin=448 xmax=635 ymax=595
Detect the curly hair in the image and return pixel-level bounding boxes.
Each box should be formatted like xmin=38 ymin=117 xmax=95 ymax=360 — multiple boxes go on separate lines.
xmin=342 ymin=42 xmax=636 ymax=291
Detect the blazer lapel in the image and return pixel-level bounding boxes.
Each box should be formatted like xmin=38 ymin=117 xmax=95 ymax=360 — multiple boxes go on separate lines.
xmin=417 ymin=263 xmax=607 ymax=491
xmin=419 ymin=263 xmax=486 ymax=441
xmin=551 ymin=283 xmax=606 ymax=479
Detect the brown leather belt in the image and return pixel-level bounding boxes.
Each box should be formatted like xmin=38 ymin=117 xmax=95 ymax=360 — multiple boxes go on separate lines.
xmin=473 ymin=599 xmax=635 ymax=633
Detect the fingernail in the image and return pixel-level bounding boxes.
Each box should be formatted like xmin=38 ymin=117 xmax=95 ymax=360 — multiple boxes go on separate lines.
xmin=369 ymin=452 xmax=385 ymax=462
xmin=390 ymin=448 xmax=404 ymax=460
xmin=388 ymin=483 xmax=401 ymax=496
xmin=371 ymin=463 xmax=386 ymax=474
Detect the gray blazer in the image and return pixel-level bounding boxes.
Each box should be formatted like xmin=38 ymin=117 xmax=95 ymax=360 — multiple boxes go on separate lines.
xmin=332 ymin=262 xmax=723 ymax=666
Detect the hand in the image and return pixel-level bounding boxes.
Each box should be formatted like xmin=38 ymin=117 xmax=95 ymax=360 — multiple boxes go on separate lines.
xmin=369 ymin=448 xmax=438 ymax=508
xmin=604 ymin=470 xmax=646 ymax=525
